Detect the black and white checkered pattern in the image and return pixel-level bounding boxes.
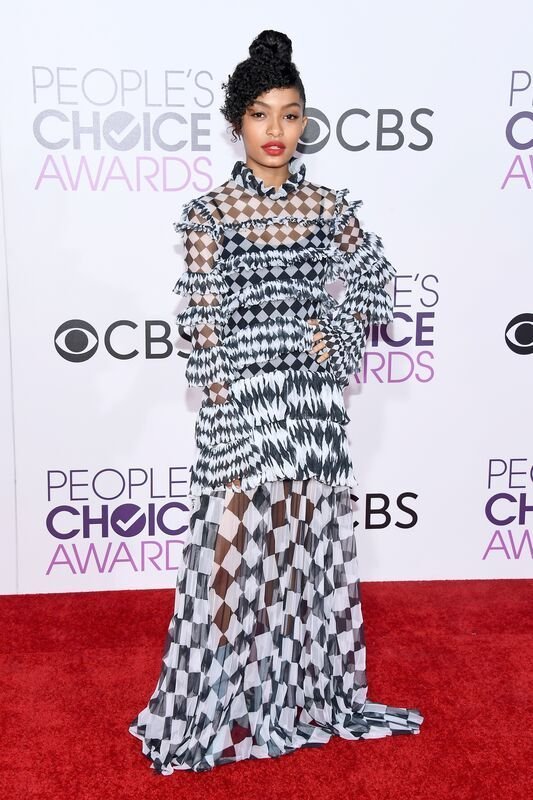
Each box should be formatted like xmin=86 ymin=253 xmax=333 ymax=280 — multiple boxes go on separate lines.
xmin=129 ymin=479 xmax=423 ymax=774
xmin=129 ymin=159 xmax=423 ymax=774
xmin=170 ymin=156 xmax=397 ymax=497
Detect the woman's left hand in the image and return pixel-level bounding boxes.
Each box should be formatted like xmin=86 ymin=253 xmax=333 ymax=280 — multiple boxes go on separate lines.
xmin=307 ymin=318 xmax=330 ymax=362
xmin=306 ymin=312 xmax=368 ymax=386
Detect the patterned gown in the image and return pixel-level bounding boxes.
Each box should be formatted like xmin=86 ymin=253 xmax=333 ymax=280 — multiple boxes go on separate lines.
xmin=128 ymin=155 xmax=424 ymax=774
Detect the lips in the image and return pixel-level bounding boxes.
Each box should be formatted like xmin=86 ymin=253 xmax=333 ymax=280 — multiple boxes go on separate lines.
xmin=262 ymin=142 xmax=285 ymax=154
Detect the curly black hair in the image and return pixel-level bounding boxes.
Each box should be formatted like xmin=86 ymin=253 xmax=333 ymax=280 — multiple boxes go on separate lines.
xmin=220 ymin=29 xmax=306 ymax=143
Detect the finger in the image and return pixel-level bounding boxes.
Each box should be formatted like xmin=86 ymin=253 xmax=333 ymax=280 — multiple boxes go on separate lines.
xmin=307 ymin=318 xmax=319 ymax=326
xmin=311 ymin=339 xmax=327 ymax=353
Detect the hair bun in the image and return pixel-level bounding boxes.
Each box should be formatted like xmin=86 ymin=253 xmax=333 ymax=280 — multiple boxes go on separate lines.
xmin=249 ymin=30 xmax=292 ymax=64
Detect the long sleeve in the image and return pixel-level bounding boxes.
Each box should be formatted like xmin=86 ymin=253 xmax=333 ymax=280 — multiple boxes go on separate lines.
xmin=331 ymin=192 xmax=396 ymax=323
xmin=173 ymin=197 xmax=230 ymax=397
xmin=319 ymin=190 xmax=396 ymax=387
xmin=172 ymin=197 xmax=261 ymax=493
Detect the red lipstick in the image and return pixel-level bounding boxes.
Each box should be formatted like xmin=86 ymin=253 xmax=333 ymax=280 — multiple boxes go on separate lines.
xmin=262 ymin=141 xmax=286 ymax=155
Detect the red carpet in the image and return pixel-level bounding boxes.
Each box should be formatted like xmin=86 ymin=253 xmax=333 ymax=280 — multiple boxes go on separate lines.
xmin=1 ymin=579 xmax=531 ymax=800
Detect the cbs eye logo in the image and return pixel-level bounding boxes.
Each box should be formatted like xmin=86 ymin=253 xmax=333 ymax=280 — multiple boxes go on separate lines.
xmin=505 ymin=313 xmax=533 ymax=355
xmin=54 ymin=320 xmax=99 ymax=362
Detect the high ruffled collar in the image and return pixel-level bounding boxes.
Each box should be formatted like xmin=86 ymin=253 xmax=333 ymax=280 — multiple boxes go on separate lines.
xmin=231 ymin=154 xmax=306 ymax=199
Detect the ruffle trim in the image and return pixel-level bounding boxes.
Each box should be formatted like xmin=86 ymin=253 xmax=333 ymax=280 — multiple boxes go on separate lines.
xmin=172 ymin=195 xmax=221 ymax=238
xmin=171 ymin=196 xmax=228 ymax=321
xmin=190 ymin=434 xmax=264 ymax=493
xmin=185 ymin=344 xmax=230 ymax=387
xmin=194 ymin=398 xmax=252 ymax=448
xmin=229 ymin=368 xmax=350 ymax=429
xmin=172 ymin=269 xmax=229 ymax=299
xmin=332 ymin=191 xmax=364 ymax=236
xmin=215 ymin=245 xmax=333 ymax=273
xmin=231 ymin=155 xmax=307 ymax=200
xmin=189 ymin=417 xmax=358 ymax=496
xmin=220 ymin=213 xmax=331 ymax=232
xmin=340 ymin=267 xmax=395 ymax=322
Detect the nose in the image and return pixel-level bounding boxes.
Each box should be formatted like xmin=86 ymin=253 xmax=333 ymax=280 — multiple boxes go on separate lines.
xmin=267 ymin=120 xmax=283 ymax=136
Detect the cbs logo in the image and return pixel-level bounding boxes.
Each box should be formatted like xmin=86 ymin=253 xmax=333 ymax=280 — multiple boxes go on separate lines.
xmin=54 ymin=319 xmax=189 ymax=362
xmin=299 ymin=106 xmax=433 ymax=154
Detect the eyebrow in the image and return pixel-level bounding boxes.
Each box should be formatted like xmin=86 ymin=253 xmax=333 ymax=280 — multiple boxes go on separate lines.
xmin=249 ymin=100 xmax=301 ymax=109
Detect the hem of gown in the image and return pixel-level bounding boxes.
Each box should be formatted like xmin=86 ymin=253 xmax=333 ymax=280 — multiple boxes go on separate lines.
xmin=128 ymin=700 xmax=424 ymax=775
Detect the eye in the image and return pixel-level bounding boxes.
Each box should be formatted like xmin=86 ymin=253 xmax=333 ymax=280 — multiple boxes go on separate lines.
xmin=250 ymin=111 xmax=264 ymax=118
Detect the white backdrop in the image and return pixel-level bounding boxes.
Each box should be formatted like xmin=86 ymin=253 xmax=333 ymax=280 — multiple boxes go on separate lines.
xmin=0 ymin=0 xmax=531 ymax=594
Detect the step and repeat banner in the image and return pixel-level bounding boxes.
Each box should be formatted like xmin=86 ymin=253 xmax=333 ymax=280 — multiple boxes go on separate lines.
xmin=0 ymin=1 xmax=531 ymax=594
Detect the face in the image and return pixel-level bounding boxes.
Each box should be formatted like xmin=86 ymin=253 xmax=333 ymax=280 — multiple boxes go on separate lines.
xmin=238 ymin=86 xmax=308 ymax=174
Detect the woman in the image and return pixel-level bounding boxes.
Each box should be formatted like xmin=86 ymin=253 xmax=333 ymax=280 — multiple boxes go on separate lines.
xmin=129 ymin=28 xmax=424 ymax=775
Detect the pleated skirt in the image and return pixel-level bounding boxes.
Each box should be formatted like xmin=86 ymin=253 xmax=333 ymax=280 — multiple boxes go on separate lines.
xmin=129 ymin=478 xmax=423 ymax=774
